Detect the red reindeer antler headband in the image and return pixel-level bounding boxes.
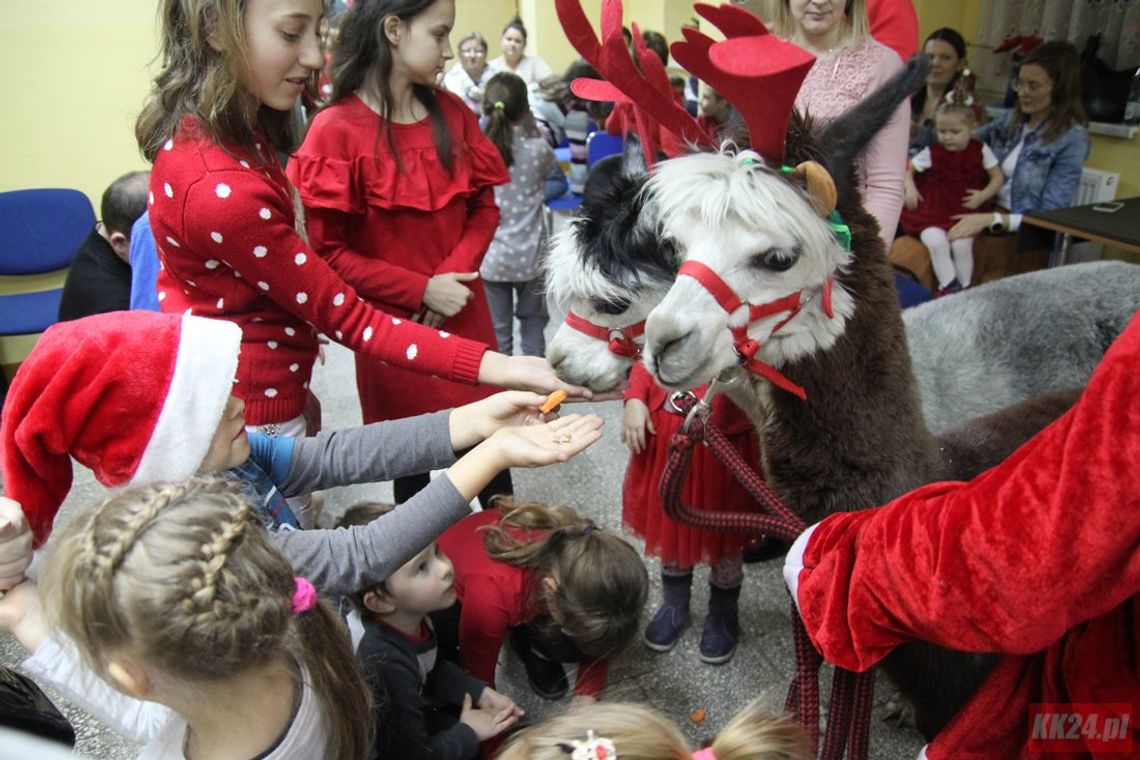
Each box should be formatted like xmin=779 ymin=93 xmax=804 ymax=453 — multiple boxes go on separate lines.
xmin=671 ymin=3 xmax=816 ymax=163
xmin=555 ymin=0 xmax=711 ymax=166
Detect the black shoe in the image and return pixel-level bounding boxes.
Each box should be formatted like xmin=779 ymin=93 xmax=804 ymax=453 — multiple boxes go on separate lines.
xmin=510 ymin=631 xmax=569 ymax=700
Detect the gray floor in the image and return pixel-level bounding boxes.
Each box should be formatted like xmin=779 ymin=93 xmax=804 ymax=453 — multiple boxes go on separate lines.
xmin=0 ymin=220 xmax=925 ymax=759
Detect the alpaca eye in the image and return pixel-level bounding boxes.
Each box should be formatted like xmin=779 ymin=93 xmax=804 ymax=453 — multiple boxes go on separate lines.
xmin=752 ymin=247 xmax=799 ymax=272
xmin=592 ymin=297 xmax=631 ymax=315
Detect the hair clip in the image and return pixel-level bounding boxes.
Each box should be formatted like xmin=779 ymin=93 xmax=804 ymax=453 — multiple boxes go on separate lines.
xmin=494 ymin=100 xmax=506 ymax=110
xmin=557 ymin=731 xmax=617 ymax=760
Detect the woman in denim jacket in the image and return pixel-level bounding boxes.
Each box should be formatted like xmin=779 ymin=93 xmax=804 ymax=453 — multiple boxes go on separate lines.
xmin=949 ymin=41 xmax=1089 ymax=241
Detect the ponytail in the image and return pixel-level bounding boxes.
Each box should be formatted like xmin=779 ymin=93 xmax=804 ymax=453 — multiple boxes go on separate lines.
xmin=295 ymin=599 xmax=375 ymax=760
xmin=711 ymin=699 xmax=813 ymax=760
xmin=482 ymin=71 xmax=530 ymax=168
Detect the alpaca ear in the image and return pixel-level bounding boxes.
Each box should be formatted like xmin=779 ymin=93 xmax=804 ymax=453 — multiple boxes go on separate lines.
xmin=620 ymin=133 xmax=649 ymax=179
xmin=792 ymin=161 xmax=837 ymax=217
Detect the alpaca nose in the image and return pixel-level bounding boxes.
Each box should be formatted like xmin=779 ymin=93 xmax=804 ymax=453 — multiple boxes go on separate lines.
xmin=648 ymin=325 xmax=691 ymax=371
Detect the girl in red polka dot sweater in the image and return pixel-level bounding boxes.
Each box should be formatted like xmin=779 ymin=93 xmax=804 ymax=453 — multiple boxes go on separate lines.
xmin=136 ymin=0 xmax=585 ymax=441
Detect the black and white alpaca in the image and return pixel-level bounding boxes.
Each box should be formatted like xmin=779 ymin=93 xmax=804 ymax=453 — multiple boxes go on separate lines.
xmin=636 ymin=60 xmax=1077 ymax=739
xmin=544 ymin=140 xmax=1140 ymax=433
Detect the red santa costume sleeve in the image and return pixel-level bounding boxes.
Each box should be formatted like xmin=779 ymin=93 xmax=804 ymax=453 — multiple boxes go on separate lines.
xmin=785 ymin=310 xmax=1140 ymax=671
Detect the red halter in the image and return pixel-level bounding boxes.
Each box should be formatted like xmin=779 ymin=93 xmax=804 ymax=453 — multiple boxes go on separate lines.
xmin=564 ymin=311 xmax=646 ymax=359
xmin=676 ymin=260 xmax=835 ymax=400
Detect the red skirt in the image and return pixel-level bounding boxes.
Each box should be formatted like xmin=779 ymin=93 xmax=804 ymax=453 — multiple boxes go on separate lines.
xmin=622 ymin=398 xmax=763 ymax=567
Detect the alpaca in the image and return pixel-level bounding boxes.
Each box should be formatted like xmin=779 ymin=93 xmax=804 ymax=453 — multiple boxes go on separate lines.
xmin=544 ymin=142 xmax=1140 ymax=433
xmin=547 ymin=0 xmax=1105 ymax=742
xmin=634 ymin=63 xmax=1074 ymax=740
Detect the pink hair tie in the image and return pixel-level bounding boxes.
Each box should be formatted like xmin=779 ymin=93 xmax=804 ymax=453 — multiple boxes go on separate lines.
xmin=291 ymin=577 xmax=318 ymax=614
xmin=691 ymin=749 xmax=717 ymax=760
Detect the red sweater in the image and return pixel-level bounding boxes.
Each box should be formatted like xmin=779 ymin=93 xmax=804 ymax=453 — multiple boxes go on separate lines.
xmin=148 ymin=119 xmax=488 ymax=424
xmin=789 ymin=311 xmax=1140 ymax=758
xmin=438 ymin=509 xmax=609 ymax=698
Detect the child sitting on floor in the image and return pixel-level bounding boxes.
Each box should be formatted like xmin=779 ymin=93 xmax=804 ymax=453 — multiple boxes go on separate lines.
xmin=0 ymin=477 xmax=373 ymax=760
xmin=432 ymin=498 xmax=648 ymax=706
xmin=340 ymin=502 xmax=524 ymax=759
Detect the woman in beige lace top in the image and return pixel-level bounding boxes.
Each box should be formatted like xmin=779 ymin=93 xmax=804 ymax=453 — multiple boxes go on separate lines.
xmin=772 ymin=0 xmax=909 ymax=247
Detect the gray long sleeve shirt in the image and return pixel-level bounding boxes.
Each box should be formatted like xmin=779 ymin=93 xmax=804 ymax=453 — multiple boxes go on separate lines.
xmin=268 ymin=410 xmax=471 ymax=596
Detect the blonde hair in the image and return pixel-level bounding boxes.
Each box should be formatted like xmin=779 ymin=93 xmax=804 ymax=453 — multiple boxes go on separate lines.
xmin=40 ymin=477 xmax=373 ymax=760
xmin=772 ymin=0 xmax=870 ymax=46
xmin=481 ymin=498 xmax=648 ymax=659
xmin=502 ymin=700 xmax=812 ymax=760
xmin=136 ymin=0 xmax=308 ymax=162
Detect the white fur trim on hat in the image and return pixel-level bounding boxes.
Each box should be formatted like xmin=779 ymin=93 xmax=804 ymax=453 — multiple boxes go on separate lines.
xmin=130 ymin=316 xmax=242 ymax=485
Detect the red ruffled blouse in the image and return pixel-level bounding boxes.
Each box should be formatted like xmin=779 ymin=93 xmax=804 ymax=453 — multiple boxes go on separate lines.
xmin=289 ymin=92 xmax=511 ymax=420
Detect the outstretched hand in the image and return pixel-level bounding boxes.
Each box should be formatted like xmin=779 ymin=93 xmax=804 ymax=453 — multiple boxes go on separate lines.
xmin=450 ymin=391 xmax=553 ymax=451
xmin=486 ymin=413 xmax=604 ymax=469
xmin=478 ymin=353 xmax=597 ymax=400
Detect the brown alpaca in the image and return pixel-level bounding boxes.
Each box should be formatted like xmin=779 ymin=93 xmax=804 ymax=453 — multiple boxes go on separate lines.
xmin=640 ymin=78 xmax=1078 ymax=741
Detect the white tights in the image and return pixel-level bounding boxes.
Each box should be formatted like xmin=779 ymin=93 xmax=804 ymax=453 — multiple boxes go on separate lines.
xmin=920 ymin=227 xmax=974 ymax=288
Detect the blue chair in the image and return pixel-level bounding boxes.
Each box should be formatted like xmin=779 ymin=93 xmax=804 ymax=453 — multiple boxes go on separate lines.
xmin=586 ymin=131 xmax=624 ymax=168
xmin=0 ymin=189 xmax=94 ymax=362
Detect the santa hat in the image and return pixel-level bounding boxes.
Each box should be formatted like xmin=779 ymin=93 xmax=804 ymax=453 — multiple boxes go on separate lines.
xmin=1 ymin=311 xmax=241 ymax=546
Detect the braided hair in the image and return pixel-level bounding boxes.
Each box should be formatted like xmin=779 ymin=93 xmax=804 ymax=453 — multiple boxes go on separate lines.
xmin=40 ymin=477 xmax=373 ymax=760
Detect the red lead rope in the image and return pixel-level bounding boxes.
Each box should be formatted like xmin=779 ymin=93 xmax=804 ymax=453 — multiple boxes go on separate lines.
xmin=659 ymin=393 xmax=874 ymax=760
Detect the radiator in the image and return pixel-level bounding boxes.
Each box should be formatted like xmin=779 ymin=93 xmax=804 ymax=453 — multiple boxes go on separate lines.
xmin=1069 ymin=168 xmax=1120 ymax=261
xmin=1074 ymin=168 xmax=1119 ymax=205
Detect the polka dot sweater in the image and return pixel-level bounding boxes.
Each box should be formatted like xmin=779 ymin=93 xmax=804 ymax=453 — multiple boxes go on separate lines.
xmin=148 ymin=119 xmax=488 ymax=425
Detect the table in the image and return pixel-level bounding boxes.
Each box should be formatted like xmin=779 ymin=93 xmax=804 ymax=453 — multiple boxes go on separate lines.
xmin=1022 ymin=195 xmax=1140 ymax=267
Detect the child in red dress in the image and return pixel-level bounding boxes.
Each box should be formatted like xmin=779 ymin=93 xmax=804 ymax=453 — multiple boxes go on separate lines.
xmin=901 ymin=103 xmax=1003 ymax=295
xmin=135 ymin=0 xmax=579 ymax=503
xmin=290 ymin=0 xmax=518 ymax=507
xmin=621 ymin=362 xmax=762 ymax=664
xmin=433 ymin=499 xmax=648 ymax=706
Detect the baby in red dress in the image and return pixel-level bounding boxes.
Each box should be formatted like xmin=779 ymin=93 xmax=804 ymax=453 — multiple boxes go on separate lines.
xmin=901 ymin=103 xmax=1004 ymax=295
